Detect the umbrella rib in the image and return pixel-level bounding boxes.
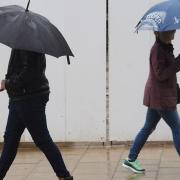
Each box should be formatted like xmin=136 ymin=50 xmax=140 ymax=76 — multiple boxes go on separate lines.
xmin=13 ymin=12 xmax=30 ymax=49
xmin=32 ymin=15 xmax=66 ymax=56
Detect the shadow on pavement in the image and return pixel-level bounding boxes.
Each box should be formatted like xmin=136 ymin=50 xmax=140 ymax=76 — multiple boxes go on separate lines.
xmin=125 ymin=174 xmax=145 ymax=180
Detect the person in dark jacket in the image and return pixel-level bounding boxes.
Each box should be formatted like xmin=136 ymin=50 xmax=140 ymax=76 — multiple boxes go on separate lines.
xmin=122 ymin=30 xmax=180 ymax=174
xmin=0 ymin=49 xmax=73 ymax=180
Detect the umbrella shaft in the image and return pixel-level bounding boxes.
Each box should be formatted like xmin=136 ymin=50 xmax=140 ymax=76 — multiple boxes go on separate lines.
xmin=26 ymin=0 xmax=30 ymax=11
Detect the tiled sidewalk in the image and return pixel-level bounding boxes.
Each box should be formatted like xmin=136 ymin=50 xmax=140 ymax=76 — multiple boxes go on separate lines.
xmin=2 ymin=144 xmax=180 ymax=180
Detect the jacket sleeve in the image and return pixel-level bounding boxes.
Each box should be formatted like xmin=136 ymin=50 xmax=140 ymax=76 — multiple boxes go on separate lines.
xmin=175 ymin=54 xmax=180 ymax=72
xmin=151 ymin=46 xmax=180 ymax=81
xmin=5 ymin=51 xmax=34 ymax=91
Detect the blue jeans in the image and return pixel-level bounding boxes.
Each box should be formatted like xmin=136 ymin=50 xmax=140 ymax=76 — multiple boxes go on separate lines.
xmin=0 ymin=94 xmax=70 ymax=179
xmin=129 ymin=108 xmax=180 ymax=161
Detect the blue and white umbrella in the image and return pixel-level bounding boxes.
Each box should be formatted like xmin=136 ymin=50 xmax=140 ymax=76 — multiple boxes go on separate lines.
xmin=136 ymin=0 xmax=180 ymax=32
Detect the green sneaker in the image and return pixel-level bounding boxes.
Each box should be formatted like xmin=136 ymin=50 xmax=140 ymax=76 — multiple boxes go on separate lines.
xmin=122 ymin=159 xmax=145 ymax=174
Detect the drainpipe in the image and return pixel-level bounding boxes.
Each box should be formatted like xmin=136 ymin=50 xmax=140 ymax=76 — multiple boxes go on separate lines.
xmin=105 ymin=0 xmax=110 ymax=146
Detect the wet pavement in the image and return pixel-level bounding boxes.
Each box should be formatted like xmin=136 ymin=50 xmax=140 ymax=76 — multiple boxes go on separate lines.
xmin=2 ymin=143 xmax=180 ymax=180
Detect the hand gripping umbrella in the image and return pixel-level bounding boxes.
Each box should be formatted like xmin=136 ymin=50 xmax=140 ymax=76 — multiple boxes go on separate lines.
xmin=0 ymin=0 xmax=74 ymax=64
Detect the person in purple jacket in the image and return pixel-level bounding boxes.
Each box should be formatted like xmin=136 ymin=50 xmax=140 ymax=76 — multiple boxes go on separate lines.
xmin=122 ymin=30 xmax=180 ymax=174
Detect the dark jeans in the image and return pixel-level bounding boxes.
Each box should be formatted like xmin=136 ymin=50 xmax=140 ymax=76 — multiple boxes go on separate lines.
xmin=129 ymin=108 xmax=180 ymax=161
xmin=0 ymin=94 xmax=70 ymax=179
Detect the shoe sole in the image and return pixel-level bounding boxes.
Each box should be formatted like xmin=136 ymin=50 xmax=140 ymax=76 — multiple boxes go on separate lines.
xmin=122 ymin=163 xmax=145 ymax=174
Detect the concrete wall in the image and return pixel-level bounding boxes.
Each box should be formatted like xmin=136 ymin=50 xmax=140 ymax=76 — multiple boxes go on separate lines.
xmin=0 ymin=0 xmax=106 ymax=142
xmin=0 ymin=0 xmax=179 ymax=142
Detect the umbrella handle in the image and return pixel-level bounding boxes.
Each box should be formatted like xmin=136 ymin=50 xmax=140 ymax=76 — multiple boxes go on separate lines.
xmin=67 ymin=56 xmax=70 ymax=65
xmin=25 ymin=0 xmax=31 ymax=12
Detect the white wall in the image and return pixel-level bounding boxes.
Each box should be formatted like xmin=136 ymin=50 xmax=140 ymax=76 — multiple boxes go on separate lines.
xmin=63 ymin=0 xmax=106 ymax=141
xmin=0 ymin=0 xmax=106 ymax=142
xmin=0 ymin=0 xmax=178 ymax=142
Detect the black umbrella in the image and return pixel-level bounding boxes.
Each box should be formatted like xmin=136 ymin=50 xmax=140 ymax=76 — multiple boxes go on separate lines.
xmin=0 ymin=0 xmax=74 ymax=64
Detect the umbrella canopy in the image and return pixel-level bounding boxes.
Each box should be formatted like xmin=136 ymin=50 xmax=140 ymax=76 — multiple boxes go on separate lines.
xmin=0 ymin=1 xmax=74 ymax=63
xmin=136 ymin=0 xmax=180 ymax=32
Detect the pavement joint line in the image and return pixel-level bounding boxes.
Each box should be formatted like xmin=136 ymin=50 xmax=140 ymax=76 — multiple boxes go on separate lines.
xmin=111 ymin=146 xmax=126 ymax=180
xmin=70 ymin=143 xmax=90 ymax=174
xmin=24 ymin=152 xmax=45 ymax=180
xmin=155 ymin=147 xmax=164 ymax=180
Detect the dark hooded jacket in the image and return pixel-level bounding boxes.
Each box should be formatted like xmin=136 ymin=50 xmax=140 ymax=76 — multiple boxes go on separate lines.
xmin=5 ymin=49 xmax=49 ymax=101
xmin=143 ymin=38 xmax=180 ymax=110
